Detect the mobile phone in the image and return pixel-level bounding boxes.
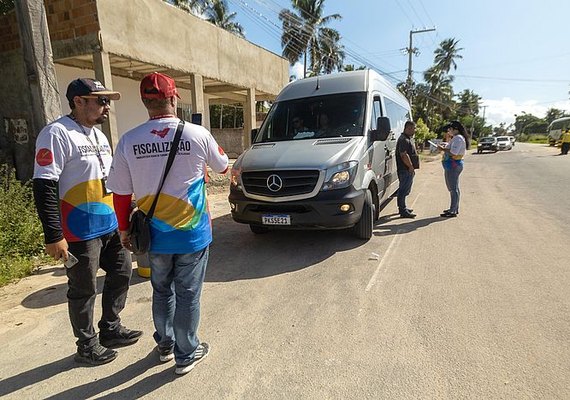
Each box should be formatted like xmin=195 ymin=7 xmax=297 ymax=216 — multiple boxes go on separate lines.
xmin=64 ymin=252 xmax=79 ymax=269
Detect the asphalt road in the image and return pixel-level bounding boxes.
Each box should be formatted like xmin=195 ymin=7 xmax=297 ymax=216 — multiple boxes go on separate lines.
xmin=0 ymin=142 xmax=569 ymax=399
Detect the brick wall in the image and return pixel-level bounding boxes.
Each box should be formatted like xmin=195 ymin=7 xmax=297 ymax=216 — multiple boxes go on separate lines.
xmin=0 ymin=12 xmax=20 ymax=53
xmin=0 ymin=0 xmax=100 ymax=54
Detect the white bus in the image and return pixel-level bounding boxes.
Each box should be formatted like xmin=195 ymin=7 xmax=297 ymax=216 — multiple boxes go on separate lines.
xmin=547 ymin=116 xmax=570 ymax=146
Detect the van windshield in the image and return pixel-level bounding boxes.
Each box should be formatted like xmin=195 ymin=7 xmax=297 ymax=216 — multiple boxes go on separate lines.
xmin=255 ymin=93 xmax=366 ymax=143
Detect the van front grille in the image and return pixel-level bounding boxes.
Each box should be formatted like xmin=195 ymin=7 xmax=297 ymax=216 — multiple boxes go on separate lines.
xmin=242 ymin=170 xmax=320 ymax=197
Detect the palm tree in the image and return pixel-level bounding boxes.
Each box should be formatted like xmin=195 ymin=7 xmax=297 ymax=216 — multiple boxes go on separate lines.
xmin=317 ymin=28 xmax=345 ymax=74
xmin=279 ymin=0 xmax=344 ymax=77
xmin=457 ymin=89 xmax=481 ymax=117
xmin=168 ymin=0 xmax=208 ymax=15
xmin=205 ymin=0 xmax=244 ymax=38
xmin=434 ymin=38 xmax=463 ymax=74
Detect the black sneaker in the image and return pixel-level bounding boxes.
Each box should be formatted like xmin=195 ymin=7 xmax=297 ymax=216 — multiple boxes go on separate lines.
xmin=100 ymin=325 xmax=143 ymax=348
xmin=156 ymin=345 xmax=175 ymax=362
xmin=175 ymin=342 xmax=210 ymax=375
xmin=74 ymin=343 xmax=117 ymax=365
xmin=440 ymin=211 xmax=458 ymax=218
xmin=399 ymin=211 xmax=416 ymax=219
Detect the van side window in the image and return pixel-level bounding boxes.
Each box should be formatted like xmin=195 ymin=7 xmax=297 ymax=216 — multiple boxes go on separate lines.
xmin=384 ymin=97 xmax=410 ymax=134
xmin=370 ymin=96 xmax=382 ymax=130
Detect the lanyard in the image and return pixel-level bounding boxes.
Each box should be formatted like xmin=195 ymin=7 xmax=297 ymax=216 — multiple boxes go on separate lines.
xmin=69 ymin=115 xmax=107 ymax=178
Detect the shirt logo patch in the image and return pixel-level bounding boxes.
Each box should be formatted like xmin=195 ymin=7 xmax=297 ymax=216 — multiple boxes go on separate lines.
xmin=151 ymin=128 xmax=169 ymax=138
xmin=218 ymin=145 xmax=225 ymax=155
xmin=36 ymin=148 xmax=53 ymax=166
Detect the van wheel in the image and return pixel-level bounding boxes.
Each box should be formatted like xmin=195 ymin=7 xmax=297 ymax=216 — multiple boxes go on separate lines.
xmin=250 ymin=224 xmax=269 ymax=234
xmin=353 ymin=190 xmax=373 ymax=240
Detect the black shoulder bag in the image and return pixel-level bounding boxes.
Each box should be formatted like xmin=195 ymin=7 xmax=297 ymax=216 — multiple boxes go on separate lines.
xmin=129 ymin=120 xmax=184 ymax=255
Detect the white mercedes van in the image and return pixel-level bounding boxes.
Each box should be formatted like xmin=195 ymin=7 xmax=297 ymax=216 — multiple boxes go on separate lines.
xmin=228 ymin=70 xmax=411 ymax=240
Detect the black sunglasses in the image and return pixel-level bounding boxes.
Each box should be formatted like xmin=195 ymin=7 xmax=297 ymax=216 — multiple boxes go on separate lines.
xmin=82 ymin=96 xmax=111 ymax=106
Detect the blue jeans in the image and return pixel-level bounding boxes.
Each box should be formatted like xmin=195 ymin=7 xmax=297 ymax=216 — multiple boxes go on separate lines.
xmin=149 ymin=247 xmax=209 ymax=365
xmin=444 ymin=164 xmax=464 ymax=214
xmin=397 ymin=170 xmax=415 ymax=213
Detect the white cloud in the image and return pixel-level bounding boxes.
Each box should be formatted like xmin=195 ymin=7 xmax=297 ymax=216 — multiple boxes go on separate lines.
xmin=482 ymin=98 xmax=570 ymax=126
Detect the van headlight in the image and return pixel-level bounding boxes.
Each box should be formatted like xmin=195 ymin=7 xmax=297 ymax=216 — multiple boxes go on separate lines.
xmin=322 ymin=161 xmax=358 ymax=191
xmin=230 ymin=166 xmax=242 ymax=191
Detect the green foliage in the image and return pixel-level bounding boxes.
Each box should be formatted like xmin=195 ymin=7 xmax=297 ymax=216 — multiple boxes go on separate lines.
xmin=209 ymin=104 xmax=244 ymax=129
xmin=518 ymin=134 xmax=549 ymax=144
xmin=414 ymin=118 xmax=436 ymax=144
xmin=0 ymin=165 xmax=46 ymax=286
xmin=0 ymin=0 xmax=14 ymax=15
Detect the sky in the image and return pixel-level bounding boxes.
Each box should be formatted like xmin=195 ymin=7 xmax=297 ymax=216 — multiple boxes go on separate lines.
xmin=226 ymin=0 xmax=570 ymax=127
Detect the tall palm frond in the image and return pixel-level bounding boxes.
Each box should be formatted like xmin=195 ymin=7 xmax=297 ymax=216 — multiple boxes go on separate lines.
xmin=279 ymin=0 xmax=343 ymax=77
xmin=205 ymin=0 xmax=244 ymax=38
xmin=434 ymin=38 xmax=463 ymax=74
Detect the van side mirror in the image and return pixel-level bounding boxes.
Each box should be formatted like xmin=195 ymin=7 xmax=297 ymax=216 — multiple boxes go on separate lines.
xmin=250 ymin=128 xmax=258 ymax=143
xmin=371 ymin=117 xmax=391 ymax=141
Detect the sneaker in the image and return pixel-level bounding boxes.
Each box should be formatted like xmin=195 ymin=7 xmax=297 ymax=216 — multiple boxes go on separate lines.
xmin=174 ymin=342 xmax=210 ymax=375
xmin=399 ymin=211 xmax=416 ymax=219
xmin=74 ymin=343 xmax=117 ymax=365
xmin=99 ymin=325 xmax=143 ymax=348
xmin=156 ymin=345 xmax=175 ymax=362
xmin=440 ymin=211 xmax=458 ymax=218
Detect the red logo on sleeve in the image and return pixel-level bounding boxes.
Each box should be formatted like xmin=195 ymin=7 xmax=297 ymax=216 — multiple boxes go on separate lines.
xmin=36 ymin=148 xmax=53 ymax=166
xmin=218 ymin=146 xmax=225 ymax=155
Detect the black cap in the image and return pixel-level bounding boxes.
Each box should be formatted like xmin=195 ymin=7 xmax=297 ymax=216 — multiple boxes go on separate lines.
xmin=442 ymin=120 xmax=462 ymax=131
xmin=65 ymin=78 xmax=121 ymax=103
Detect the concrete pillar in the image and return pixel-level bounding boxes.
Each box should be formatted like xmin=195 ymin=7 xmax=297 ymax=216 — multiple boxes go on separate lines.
xmin=191 ymin=74 xmax=209 ymax=130
xmin=93 ymin=50 xmax=119 ymax=149
xmin=243 ymin=87 xmax=256 ymax=149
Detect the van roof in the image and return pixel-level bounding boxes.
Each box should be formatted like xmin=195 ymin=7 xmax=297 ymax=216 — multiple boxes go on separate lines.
xmin=276 ymin=70 xmax=408 ymax=107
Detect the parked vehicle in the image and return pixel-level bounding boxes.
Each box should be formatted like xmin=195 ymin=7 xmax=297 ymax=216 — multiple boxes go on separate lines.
xmin=477 ymin=136 xmax=498 ymax=153
xmin=547 ymin=117 xmax=570 ymax=146
xmin=496 ymin=136 xmax=513 ymax=151
xmin=228 ymin=70 xmax=411 ymax=240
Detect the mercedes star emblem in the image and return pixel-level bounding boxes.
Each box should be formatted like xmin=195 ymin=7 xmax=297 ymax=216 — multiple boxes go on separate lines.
xmin=266 ymin=174 xmax=283 ymax=192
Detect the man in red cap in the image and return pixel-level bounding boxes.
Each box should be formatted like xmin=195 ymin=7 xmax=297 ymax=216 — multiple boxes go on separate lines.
xmin=107 ymin=72 xmax=228 ymax=375
xmin=32 ymin=78 xmax=143 ymax=366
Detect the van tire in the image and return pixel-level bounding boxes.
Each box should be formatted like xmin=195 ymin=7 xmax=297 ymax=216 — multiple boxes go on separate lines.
xmin=250 ymin=224 xmax=269 ymax=234
xmin=354 ymin=189 xmax=374 ymax=240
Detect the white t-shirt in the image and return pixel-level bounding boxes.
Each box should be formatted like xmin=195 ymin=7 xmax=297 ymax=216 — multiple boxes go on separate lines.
xmin=33 ymin=115 xmax=117 ymax=241
xmin=107 ymin=117 xmax=229 ymax=254
xmin=450 ymin=135 xmax=466 ymax=157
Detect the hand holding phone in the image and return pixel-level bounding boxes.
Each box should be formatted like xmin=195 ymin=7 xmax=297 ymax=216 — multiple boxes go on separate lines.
xmin=64 ymin=252 xmax=79 ymax=269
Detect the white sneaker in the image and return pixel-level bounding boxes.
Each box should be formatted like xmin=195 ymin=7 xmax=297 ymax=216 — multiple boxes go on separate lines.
xmin=174 ymin=342 xmax=210 ymax=375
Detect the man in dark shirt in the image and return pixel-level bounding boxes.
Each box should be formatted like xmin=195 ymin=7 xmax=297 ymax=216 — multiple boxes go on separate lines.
xmin=396 ymin=121 xmax=418 ymax=218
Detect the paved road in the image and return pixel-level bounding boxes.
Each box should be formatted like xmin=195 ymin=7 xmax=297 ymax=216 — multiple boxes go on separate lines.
xmin=0 ymin=143 xmax=569 ymax=399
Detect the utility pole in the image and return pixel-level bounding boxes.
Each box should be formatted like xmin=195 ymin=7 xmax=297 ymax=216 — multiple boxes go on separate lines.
xmin=14 ymin=0 xmax=61 ymax=179
xmin=481 ymin=105 xmax=488 ymax=126
xmin=405 ymin=27 xmax=436 ymax=105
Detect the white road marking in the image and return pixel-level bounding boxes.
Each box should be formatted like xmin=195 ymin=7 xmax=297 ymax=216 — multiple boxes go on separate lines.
xmin=365 ymin=193 xmax=422 ymax=292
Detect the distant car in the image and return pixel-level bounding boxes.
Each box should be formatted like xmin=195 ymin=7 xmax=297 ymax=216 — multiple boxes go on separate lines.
xmin=509 ymin=136 xmax=516 ymax=146
xmin=496 ymin=136 xmax=513 ymax=151
xmin=477 ymin=137 xmax=498 ymax=153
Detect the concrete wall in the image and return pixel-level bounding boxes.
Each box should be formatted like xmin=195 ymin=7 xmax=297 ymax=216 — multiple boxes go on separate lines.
xmin=96 ymin=0 xmax=289 ymax=96
xmin=0 ymin=49 xmax=36 ymax=180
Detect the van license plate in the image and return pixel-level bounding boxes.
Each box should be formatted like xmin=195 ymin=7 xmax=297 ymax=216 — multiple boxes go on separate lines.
xmin=262 ymin=214 xmax=291 ymax=225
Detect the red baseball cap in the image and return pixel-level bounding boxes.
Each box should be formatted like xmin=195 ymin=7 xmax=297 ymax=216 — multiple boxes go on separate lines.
xmin=140 ymin=72 xmax=180 ymax=99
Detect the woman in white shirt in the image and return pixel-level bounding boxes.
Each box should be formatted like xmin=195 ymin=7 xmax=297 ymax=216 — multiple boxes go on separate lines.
xmin=438 ymin=121 xmax=469 ymax=217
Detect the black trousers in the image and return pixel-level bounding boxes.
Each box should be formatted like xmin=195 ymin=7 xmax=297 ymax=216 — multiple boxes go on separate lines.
xmin=561 ymin=142 xmax=570 ymax=155
xmin=66 ymin=230 xmax=132 ymax=351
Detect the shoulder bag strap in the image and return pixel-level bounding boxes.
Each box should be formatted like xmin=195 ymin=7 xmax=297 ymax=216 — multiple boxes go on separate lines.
xmin=146 ymin=119 xmax=185 ymax=220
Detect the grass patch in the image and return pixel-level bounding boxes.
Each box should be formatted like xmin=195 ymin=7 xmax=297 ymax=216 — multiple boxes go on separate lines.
xmin=0 ymin=164 xmax=48 ymax=287
xmin=518 ymin=134 xmax=549 ymax=144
